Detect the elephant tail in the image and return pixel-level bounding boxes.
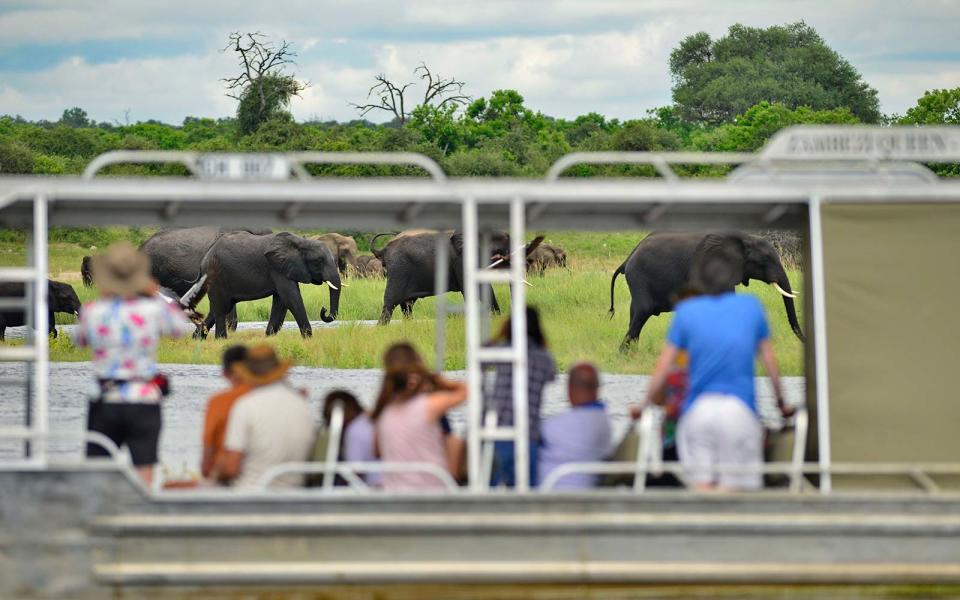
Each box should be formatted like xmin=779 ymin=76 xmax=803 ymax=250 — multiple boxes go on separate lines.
xmin=609 ymin=261 xmax=626 ymax=319
xmin=369 ymin=232 xmax=397 ymax=260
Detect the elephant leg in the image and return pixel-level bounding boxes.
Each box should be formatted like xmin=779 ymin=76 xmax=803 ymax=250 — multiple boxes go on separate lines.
xmin=265 ymin=295 xmax=287 ymax=336
xmin=48 ymin=310 xmax=57 ymax=338
xmin=487 ymin=285 xmax=501 ymax=314
xmin=209 ymin=293 xmax=230 ymax=340
xmin=400 ymin=300 xmax=415 ymax=318
xmin=379 ymin=277 xmax=408 ymax=325
xmin=620 ymin=295 xmax=652 ymax=353
xmin=277 ymin=281 xmax=312 ymax=338
xmin=0 ymin=324 xmax=6 ymax=341
xmin=226 ymin=307 xmax=239 ymax=332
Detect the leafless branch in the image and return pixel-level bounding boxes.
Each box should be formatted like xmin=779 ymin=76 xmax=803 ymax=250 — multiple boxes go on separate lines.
xmin=416 ymin=62 xmax=470 ymax=108
xmin=349 ymin=74 xmax=415 ymax=123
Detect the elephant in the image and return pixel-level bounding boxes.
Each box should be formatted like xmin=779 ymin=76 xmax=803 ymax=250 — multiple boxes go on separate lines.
xmin=197 ymin=231 xmax=341 ymax=338
xmin=80 ymin=256 xmax=93 ymax=287
xmin=609 ymin=231 xmax=803 ymax=352
xmin=138 ymin=226 xmax=271 ymax=334
xmin=527 ymin=243 xmax=567 ymax=276
xmin=0 ymin=280 xmax=81 ymax=341
xmin=312 ymin=233 xmax=359 ymax=275
xmin=353 ymin=254 xmax=385 ymax=278
xmin=372 ymin=230 xmax=512 ymax=324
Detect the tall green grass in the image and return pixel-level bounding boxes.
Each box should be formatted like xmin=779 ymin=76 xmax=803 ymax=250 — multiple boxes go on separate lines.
xmin=0 ymin=231 xmax=805 ymax=375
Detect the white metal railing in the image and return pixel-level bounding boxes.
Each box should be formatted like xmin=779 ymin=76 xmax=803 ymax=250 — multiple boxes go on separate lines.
xmin=3 ymin=126 xmax=960 ymax=496
xmin=256 ymin=461 xmax=459 ymax=492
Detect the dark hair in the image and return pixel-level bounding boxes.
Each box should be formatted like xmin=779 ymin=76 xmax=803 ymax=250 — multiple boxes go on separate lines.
xmin=497 ymin=305 xmax=547 ymax=347
xmin=322 ymin=390 xmax=364 ymax=428
xmin=371 ymin=343 xmax=436 ymax=421
xmin=222 ymin=345 xmax=248 ymax=373
xmin=697 ymin=253 xmax=739 ymax=296
xmin=671 ymin=282 xmax=704 ymax=308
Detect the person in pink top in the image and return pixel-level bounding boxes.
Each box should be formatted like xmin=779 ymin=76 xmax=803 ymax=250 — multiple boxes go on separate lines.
xmin=372 ymin=343 xmax=467 ymax=491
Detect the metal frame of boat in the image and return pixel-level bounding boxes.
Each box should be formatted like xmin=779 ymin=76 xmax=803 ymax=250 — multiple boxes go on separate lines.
xmin=2 ymin=125 xmax=960 ymax=597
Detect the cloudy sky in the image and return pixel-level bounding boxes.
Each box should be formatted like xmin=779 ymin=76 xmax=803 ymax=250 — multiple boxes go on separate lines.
xmin=0 ymin=0 xmax=958 ymax=125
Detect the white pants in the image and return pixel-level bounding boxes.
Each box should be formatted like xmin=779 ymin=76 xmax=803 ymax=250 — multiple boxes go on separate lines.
xmin=677 ymin=394 xmax=763 ymax=490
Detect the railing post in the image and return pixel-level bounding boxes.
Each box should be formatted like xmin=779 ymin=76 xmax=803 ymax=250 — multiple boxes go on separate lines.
xmin=809 ymin=195 xmax=832 ymax=493
xmin=33 ymin=193 xmax=49 ymax=465
xmin=509 ymin=197 xmax=529 ymax=492
xmin=434 ymin=234 xmax=450 ymax=372
xmin=462 ymin=196 xmax=484 ymax=492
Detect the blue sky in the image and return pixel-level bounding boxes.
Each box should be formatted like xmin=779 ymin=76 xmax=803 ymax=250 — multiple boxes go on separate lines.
xmin=0 ymin=0 xmax=958 ymax=124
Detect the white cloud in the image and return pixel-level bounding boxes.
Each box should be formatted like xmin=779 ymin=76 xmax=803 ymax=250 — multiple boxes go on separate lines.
xmin=0 ymin=0 xmax=957 ymax=122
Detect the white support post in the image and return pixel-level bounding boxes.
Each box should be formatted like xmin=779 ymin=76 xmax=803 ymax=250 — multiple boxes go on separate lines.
xmin=462 ymin=196 xmax=484 ymax=492
xmin=808 ymin=195 xmax=832 ymax=493
xmin=33 ymin=194 xmax=49 ymax=465
xmin=509 ymin=197 xmax=529 ymax=492
xmin=434 ymin=234 xmax=450 ymax=372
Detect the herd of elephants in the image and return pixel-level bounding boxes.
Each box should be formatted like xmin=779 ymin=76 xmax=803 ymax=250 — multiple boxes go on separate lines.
xmin=0 ymin=227 xmax=804 ymax=351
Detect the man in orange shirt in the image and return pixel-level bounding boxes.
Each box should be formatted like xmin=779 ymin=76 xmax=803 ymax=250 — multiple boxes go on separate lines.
xmin=201 ymin=345 xmax=249 ymax=481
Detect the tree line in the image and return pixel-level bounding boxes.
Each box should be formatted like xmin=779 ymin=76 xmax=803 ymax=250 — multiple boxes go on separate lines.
xmin=0 ymin=22 xmax=957 ymax=178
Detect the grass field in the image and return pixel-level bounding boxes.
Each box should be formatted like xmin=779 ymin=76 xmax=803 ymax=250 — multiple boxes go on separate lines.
xmin=0 ymin=230 xmax=805 ymax=375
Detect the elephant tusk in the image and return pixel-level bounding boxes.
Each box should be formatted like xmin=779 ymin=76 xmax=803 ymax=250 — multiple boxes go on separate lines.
xmin=327 ymin=282 xmax=339 ymax=291
xmin=486 ymin=258 xmax=504 ymax=269
xmin=772 ymin=283 xmax=798 ymax=299
xmin=523 ymin=279 xmax=533 ymax=287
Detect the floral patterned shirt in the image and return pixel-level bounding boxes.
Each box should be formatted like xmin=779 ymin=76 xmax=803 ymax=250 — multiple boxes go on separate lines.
xmin=72 ymin=296 xmax=195 ymax=402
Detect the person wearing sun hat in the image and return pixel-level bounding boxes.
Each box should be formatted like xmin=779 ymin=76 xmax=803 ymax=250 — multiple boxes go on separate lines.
xmin=216 ymin=344 xmax=316 ymax=489
xmin=73 ymin=241 xmax=195 ymax=487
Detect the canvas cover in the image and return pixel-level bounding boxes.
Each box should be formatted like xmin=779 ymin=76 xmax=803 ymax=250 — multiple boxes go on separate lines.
xmin=821 ymin=202 xmax=960 ymax=489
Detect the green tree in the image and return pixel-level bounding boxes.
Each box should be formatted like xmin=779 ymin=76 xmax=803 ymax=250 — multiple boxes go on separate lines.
xmin=223 ymin=32 xmax=308 ymax=135
xmin=59 ymin=107 xmax=92 ymax=128
xmin=0 ymin=139 xmax=35 ymax=173
xmin=899 ymin=88 xmax=960 ymax=125
xmin=899 ymin=88 xmax=960 ymax=177
xmin=670 ymin=22 xmax=880 ymax=124
xmin=692 ymin=101 xmax=859 ymax=152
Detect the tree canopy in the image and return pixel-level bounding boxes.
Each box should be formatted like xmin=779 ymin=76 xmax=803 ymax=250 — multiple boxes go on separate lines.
xmin=669 ymin=22 xmax=881 ymax=124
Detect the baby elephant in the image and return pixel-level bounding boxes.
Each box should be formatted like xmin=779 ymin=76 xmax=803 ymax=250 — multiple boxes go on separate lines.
xmin=527 ymin=243 xmax=567 ymax=277
xmin=0 ymin=280 xmax=82 ymax=340
xmin=353 ymin=254 xmax=385 ymax=278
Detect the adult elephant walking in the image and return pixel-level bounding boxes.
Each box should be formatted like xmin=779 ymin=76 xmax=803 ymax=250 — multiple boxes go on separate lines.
xmin=372 ymin=230 xmax=509 ymax=324
xmin=609 ymin=232 xmax=803 ymax=352
xmin=200 ymin=231 xmax=340 ymax=338
xmin=137 ymin=227 xmax=271 ymax=333
xmin=312 ymin=233 xmax=359 ymax=275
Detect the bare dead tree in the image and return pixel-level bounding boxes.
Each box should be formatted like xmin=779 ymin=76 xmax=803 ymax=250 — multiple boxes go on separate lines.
xmin=417 ymin=63 xmax=469 ymax=109
xmin=222 ymin=32 xmax=308 ymax=133
xmin=351 ymin=74 xmax=415 ymax=123
xmin=351 ymin=63 xmax=469 ymax=124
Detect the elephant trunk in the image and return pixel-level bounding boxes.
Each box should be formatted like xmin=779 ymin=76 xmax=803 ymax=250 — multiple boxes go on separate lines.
xmin=770 ymin=263 xmax=804 ymax=342
xmin=320 ymin=267 xmax=341 ymax=323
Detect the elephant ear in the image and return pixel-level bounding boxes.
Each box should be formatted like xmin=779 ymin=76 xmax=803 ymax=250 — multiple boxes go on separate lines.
xmin=691 ymin=233 xmax=746 ymax=291
xmin=265 ymin=233 xmax=311 ymax=283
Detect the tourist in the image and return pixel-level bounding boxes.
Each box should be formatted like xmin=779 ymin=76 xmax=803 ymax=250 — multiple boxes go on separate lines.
xmin=73 ymin=241 xmax=195 ymax=487
xmin=643 ymin=251 xmax=794 ymax=491
xmin=217 ymin=344 xmax=315 ymax=489
xmin=322 ymin=390 xmax=381 ymax=486
xmin=372 ymin=343 xmax=467 ymax=491
xmin=487 ymin=306 xmax=556 ymax=487
xmin=200 ymin=345 xmax=249 ymax=482
xmin=538 ymin=363 xmax=612 ymax=490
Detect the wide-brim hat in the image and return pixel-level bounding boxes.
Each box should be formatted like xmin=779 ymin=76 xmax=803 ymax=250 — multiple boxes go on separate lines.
xmin=92 ymin=241 xmax=153 ymax=297
xmin=235 ymin=344 xmax=292 ymax=385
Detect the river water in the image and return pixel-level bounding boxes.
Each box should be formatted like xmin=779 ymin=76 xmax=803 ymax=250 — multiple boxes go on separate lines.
xmin=0 ymin=361 xmax=803 ymax=477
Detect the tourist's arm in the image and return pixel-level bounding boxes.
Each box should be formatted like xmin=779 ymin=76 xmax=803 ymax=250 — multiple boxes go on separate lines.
xmin=758 ymin=339 xmax=794 ymax=418
xmin=643 ymin=343 xmax=680 ymax=407
xmin=426 ymin=378 xmax=467 ymax=421
xmin=214 ymin=450 xmax=244 ymax=484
